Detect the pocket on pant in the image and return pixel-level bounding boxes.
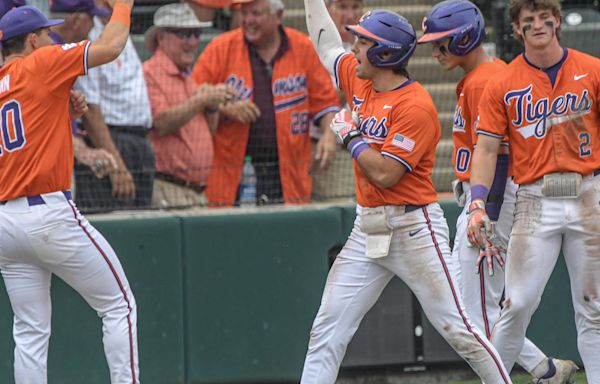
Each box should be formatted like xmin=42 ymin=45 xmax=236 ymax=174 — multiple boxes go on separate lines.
xmin=27 ymin=222 xmax=77 ymax=265
xmin=513 ymin=189 xmax=542 ymax=234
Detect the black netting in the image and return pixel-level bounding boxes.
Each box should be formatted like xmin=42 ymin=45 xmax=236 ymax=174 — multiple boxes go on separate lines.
xmin=34 ymin=0 xmax=600 ymax=212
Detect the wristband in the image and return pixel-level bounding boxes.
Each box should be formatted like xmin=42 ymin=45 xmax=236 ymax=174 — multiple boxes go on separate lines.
xmin=111 ymin=2 xmax=132 ymax=27
xmin=205 ymin=106 xmax=219 ymax=114
xmin=470 ymin=184 xmax=489 ymax=202
xmin=347 ymin=137 xmax=368 ymax=160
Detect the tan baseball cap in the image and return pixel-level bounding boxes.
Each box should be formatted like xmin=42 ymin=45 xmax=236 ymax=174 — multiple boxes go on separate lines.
xmin=144 ymin=3 xmax=212 ymax=53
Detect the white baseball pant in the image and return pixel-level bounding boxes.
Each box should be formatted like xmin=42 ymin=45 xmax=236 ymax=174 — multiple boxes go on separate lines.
xmin=0 ymin=191 xmax=139 ymax=384
xmin=492 ymin=174 xmax=600 ymax=382
xmin=454 ymin=179 xmax=547 ymax=373
xmin=301 ymin=203 xmax=512 ymax=384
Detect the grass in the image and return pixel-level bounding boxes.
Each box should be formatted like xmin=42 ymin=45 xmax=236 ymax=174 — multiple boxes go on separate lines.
xmin=450 ymin=371 xmax=588 ymax=384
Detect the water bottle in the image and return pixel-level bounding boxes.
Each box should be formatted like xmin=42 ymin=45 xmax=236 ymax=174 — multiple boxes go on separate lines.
xmin=239 ymin=156 xmax=257 ymax=207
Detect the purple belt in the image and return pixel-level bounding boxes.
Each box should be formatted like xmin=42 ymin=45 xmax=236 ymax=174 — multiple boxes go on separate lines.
xmin=0 ymin=191 xmax=72 ymax=206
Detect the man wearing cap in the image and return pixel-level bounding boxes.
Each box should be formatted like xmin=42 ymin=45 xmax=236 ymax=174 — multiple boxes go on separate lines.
xmin=0 ymin=2 xmax=140 ymax=382
xmin=192 ymin=0 xmax=340 ymax=206
xmin=74 ymin=0 xmax=155 ymax=212
xmin=143 ymin=3 xmax=235 ymax=208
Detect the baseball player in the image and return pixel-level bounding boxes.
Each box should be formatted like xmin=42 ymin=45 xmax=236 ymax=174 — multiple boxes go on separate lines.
xmin=0 ymin=3 xmax=139 ymax=383
xmin=468 ymin=0 xmax=600 ymax=382
xmin=418 ymin=1 xmax=578 ymax=383
xmin=301 ymin=1 xmax=513 ymax=383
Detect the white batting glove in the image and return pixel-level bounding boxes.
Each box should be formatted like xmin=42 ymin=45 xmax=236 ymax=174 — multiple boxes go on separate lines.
xmin=330 ymin=109 xmax=361 ymax=148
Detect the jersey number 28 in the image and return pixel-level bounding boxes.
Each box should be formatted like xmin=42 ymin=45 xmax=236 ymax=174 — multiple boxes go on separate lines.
xmin=0 ymin=100 xmax=26 ymax=156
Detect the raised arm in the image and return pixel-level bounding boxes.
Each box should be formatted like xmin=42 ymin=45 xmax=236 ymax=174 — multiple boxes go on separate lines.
xmin=87 ymin=0 xmax=134 ymax=68
xmin=304 ymin=0 xmax=346 ymax=75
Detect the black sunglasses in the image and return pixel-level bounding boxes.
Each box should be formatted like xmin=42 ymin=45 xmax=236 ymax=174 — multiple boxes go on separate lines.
xmin=165 ymin=29 xmax=202 ymax=39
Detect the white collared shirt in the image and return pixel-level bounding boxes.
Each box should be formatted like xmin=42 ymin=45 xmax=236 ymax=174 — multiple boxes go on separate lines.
xmin=75 ymin=17 xmax=153 ymax=129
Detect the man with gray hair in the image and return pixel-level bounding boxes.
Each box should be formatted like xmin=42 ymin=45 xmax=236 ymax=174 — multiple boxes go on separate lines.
xmin=192 ymin=0 xmax=340 ymax=207
xmin=143 ymin=3 xmax=235 ymax=208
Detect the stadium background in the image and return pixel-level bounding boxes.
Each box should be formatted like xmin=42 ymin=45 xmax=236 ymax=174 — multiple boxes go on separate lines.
xmin=0 ymin=0 xmax=597 ymax=382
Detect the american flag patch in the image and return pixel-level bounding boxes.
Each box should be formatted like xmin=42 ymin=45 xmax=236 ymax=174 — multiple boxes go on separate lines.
xmin=391 ymin=134 xmax=415 ymax=152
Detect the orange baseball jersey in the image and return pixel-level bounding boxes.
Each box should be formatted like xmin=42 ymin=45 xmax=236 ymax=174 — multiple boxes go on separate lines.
xmin=453 ymin=58 xmax=507 ymax=181
xmin=0 ymin=41 xmax=90 ymax=201
xmin=477 ymin=49 xmax=600 ymax=185
xmin=334 ymin=53 xmax=440 ymax=208
xmin=192 ymin=27 xmax=340 ymax=206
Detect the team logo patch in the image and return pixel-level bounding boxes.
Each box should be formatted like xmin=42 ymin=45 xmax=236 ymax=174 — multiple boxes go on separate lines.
xmin=391 ymin=133 xmax=415 ymax=152
xmin=61 ymin=43 xmax=78 ymax=51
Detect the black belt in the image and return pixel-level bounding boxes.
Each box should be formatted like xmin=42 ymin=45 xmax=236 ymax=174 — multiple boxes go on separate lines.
xmin=0 ymin=191 xmax=72 ymax=206
xmin=405 ymin=204 xmax=425 ymax=213
xmin=108 ymin=125 xmax=148 ymax=137
xmin=155 ymin=173 xmax=205 ymax=193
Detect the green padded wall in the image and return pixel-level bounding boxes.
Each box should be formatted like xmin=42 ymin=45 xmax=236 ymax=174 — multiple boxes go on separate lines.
xmin=0 ymin=216 xmax=185 ymax=383
xmin=0 ymin=203 xmax=583 ymax=383
xmin=181 ymin=208 xmax=343 ymax=383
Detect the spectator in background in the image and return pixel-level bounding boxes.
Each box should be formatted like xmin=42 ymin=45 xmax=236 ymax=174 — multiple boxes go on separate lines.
xmin=311 ymin=0 xmax=363 ymax=201
xmin=143 ymin=3 xmax=236 ymax=208
xmin=193 ymin=0 xmax=340 ymax=206
xmin=48 ymin=0 xmax=118 ymax=182
xmin=327 ymin=0 xmax=363 ymax=51
xmin=75 ymin=1 xmax=156 ymax=212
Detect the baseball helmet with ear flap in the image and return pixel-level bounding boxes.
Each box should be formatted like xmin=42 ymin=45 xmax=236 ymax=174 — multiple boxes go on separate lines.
xmin=417 ymin=0 xmax=486 ymax=56
xmin=345 ymin=10 xmax=417 ymax=70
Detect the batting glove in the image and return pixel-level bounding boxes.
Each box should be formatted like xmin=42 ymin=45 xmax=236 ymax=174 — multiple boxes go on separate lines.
xmin=467 ymin=199 xmax=495 ymax=247
xmin=330 ymin=109 xmax=361 ymax=148
xmin=467 ymin=199 xmax=504 ymax=275
xmin=476 ymin=237 xmax=505 ymax=276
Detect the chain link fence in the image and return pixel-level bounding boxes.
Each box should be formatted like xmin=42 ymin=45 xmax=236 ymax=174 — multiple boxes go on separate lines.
xmin=37 ymin=0 xmax=600 ymax=212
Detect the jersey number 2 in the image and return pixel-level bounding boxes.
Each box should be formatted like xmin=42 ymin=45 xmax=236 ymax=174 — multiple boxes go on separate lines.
xmin=579 ymin=132 xmax=592 ymax=158
xmin=0 ymin=100 xmax=26 ymax=156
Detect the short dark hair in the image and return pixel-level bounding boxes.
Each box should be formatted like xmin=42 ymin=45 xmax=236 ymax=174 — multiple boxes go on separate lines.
xmin=393 ymin=67 xmax=409 ymax=78
xmin=1 ymin=29 xmax=42 ymax=57
xmin=509 ymin=0 xmax=562 ymax=42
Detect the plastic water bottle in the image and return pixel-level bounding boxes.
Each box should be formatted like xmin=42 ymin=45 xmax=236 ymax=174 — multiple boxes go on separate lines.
xmin=239 ymin=156 xmax=257 ymax=207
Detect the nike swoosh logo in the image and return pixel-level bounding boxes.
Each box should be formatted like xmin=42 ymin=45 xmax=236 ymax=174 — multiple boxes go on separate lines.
xmin=317 ymin=28 xmax=325 ymax=46
xmin=574 ymin=73 xmax=588 ymax=81
xmin=409 ymin=227 xmax=424 ymax=237
xmin=383 ymin=105 xmax=393 ymax=109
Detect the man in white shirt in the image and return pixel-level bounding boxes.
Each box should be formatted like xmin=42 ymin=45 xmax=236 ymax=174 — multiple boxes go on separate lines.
xmin=75 ymin=14 xmax=155 ymax=212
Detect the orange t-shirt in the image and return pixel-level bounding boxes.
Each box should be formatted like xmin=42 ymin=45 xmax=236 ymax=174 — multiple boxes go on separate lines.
xmin=453 ymin=58 xmax=507 ymax=181
xmin=477 ymin=49 xmax=600 ymax=185
xmin=334 ymin=53 xmax=440 ymax=207
xmin=0 ymin=41 xmax=90 ymax=201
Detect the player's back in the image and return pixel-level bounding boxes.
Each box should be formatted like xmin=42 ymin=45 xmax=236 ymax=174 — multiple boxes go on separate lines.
xmin=0 ymin=43 xmax=86 ymax=201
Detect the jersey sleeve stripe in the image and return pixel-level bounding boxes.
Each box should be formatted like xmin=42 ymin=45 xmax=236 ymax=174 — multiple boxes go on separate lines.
xmin=382 ymin=151 xmax=413 ymax=172
xmin=313 ymin=106 xmax=341 ymax=123
xmin=333 ymin=52 xmax=350 ymax=89
xmin=476 ymin=129 xmax=504 ymax=139
xmin=83 ymin=41 xmax=91 ymax=76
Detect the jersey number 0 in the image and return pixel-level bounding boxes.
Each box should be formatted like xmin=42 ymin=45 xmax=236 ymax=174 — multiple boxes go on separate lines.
xmin=0 ymin=100 xmax=26 ymax=156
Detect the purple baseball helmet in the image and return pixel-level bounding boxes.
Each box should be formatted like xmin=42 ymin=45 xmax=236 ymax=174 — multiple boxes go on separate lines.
xmin=418 ymin=0 xmax=486 ymax=56
xmin=345 ymin=10 xmax=417 ymax=70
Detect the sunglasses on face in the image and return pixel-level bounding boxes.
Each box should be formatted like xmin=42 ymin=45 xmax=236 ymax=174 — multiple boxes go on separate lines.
xmin=165 ymin=29 xmax=202 ymax=39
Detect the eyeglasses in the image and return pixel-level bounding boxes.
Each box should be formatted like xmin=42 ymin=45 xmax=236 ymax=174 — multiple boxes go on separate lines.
xmin=165 ymin=29 xmax=202 ymax=39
